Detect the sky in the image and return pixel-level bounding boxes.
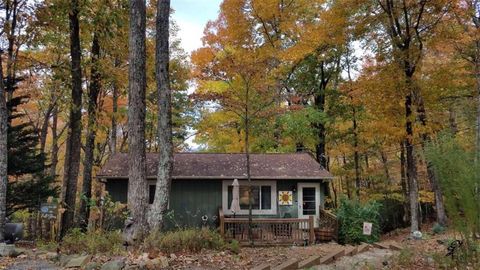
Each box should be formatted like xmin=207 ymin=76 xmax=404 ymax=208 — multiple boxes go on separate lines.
xmin=171 ymin=0 xmax=223 ymax=53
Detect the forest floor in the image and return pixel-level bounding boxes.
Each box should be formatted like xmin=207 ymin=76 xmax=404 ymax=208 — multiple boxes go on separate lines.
xmin=0 ymin=223 xmax=464 ymax=269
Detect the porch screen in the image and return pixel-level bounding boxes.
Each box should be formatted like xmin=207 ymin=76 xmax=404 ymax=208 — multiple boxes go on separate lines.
xmin=228 ymin=185 xmax=272 ymax=210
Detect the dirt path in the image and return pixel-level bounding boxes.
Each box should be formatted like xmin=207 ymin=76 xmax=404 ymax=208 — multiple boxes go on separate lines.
xmin=315 ymin=248 xmax=397 ymax=270
xmin=3 ymin=259 xmax=59 ymax=270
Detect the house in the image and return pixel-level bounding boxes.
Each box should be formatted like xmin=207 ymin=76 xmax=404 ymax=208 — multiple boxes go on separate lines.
xmin=97 ymin=152 xmax=335 ymax=244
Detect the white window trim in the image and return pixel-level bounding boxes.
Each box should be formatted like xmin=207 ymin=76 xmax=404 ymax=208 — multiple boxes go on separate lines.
xmin=222 ymin=180 xmax=277 ymax=215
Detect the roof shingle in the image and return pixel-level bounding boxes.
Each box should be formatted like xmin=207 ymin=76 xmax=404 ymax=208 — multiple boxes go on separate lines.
xmin=97 ymin=153 xmax=333 ymax=180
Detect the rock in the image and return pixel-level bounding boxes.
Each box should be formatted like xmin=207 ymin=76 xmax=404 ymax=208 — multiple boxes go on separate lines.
xmin=0 ymin=243 xmax=16 ymax=257
xmin=45 ymin=252 xmax=59 ymax=261
xmin=145 ymin=256 xmax=168 ymax=270
xmin=59 ymin=254 xmax=73 ymax=267
xmin=65 ymin=254 xmax=92 ymax=268
xmin=85 ymin=262 xmax=101 ymax=270
xmin=412 ymin=231 xmax=423 ymax=240
xmin=101 ymin=258 xmax=126 ymax=270
xmin=17 ymin=254 xmax=27 ymax=259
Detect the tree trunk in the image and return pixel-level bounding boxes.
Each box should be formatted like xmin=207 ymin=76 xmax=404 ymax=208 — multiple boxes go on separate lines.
xmin=79 ymin=33 xmax=102 ymax=229
xmin=124 ymin=0 xmax=148 ymax=245
xmin=352 ymin=106 xmax=360 ymax=198
xmin=314 ymin=89 xmax=326 ymax=168
xmin=0 ymin=50 xmax=8 ymax=242
xmin=405 ymin=91 xmax=419 ymax=232
xmin=416 ymin=91 xmax=447 ymax=226
xmin=60 ymin=0 xmax=83 ymax=238
xmin=50 ymin=106 xmax=59 ymax=179
xmin=149 ymin=0 xmax=172 ymax=231
xmin=400 ymin=141 xmax=410 ymax=223
xmin=110 ymin=58 xmax=120 ymax=155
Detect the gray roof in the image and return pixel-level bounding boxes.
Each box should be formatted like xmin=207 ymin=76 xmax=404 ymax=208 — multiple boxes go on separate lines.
xmin=97 ymin=152 xmax=333 ymax=180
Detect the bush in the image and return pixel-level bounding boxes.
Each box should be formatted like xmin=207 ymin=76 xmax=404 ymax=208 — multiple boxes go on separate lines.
xmin=61 ymin=228 xmax=124 ymax=255
xmin=144 ymin=228 xmax=229 ymax=253
xmin=336 ymin=198 xmax=381 ymax=245
xmin=432 ymin=223 xmax=446 ymax=235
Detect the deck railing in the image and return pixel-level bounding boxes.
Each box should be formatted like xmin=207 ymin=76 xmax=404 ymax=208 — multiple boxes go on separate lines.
xmin=317 ymin=208 xmax=339 ymax=241
xmin=219 ymin=209 xmax=315 ymax=245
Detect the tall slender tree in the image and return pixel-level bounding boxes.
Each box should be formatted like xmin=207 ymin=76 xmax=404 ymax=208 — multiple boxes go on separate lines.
xmin=60 ymin=0 xmax=83 ymax=237
xmin=79 ymin=32 xmax=102 ymax=229
xmin=0 ymin=51 xmax=8 ymax=242
xmin=149 ymin=0 xmax=172 ymax=231
xmin=124 ymin=0 xmax=148 ymax=244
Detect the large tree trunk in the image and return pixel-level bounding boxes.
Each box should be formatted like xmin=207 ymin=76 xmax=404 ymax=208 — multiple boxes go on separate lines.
xmin=415 ymin=90 xmax=447 ymax=226
xmin=149 ymin=0 xmax=172 ymax=231
xmin=314 ymin=89 xmax=326 ymax=168
xmin=405 ymin=91 xmax=419 ymax=232
xmin=79 ymin=33 xmax=101 ymax=229
xmin=400 ymin=141 xmax=410 ymax=224
xmin=60 ymin=0 xmax=83 ymax=238
xmin=0 ymin=50 xmax=8 ymax=242
xmin=124 ymin=0 xmax=148 ymax=245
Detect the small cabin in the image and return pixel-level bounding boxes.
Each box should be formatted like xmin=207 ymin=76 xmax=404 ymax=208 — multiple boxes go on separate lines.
xmin=97 ymin=152 xmax=337 ymax=244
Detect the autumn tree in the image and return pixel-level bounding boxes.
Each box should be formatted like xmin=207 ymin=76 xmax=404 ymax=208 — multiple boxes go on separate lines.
xmin=368 ymin=0 xmax=450 ymax=230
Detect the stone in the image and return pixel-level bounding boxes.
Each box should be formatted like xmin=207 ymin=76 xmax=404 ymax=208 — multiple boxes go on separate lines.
xmin=0 ymin=243 xmax=16 ymax=257
xmin=145 ymin=256 xmax=168 ymax=270
xmin=169 ymin=253 xmax=177 ymax=260
xmin=45 ymin=252 xmax=59 ymax=261
xmin=59 ymin=254 xmax=73 ymax=267
xmin=65 ymin=255 xmax=92 ymax=268
xmin=85 ymin=262 xmax=101 ymax=270
xmin=101 ymin=258 xmax=126 ymax=270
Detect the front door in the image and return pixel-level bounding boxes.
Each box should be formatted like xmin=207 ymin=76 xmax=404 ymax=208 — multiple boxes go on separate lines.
xmin=298 ymin=183 xmax=321 ymax=227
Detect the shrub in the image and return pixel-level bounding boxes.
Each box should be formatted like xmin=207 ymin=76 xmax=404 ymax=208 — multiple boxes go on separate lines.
xmin=144 ymin=228 xmax=228 ymax=253
xmin=432 ymin=223 xmax=446 ymax=235
xmin=426 ymin=134 xmax=480 ymax=266
xmin=336 ymin=198 xmax=381 ymax=245
xmin=60 ymin=228 xmax=124 ymax=255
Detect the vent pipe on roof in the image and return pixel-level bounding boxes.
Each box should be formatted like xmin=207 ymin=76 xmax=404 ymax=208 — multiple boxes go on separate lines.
xmin=296 ymin=143 xmax=305 ymax=153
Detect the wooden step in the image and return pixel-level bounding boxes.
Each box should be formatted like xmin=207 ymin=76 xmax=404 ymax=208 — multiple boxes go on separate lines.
xmin=344 ymin=246 xmax=357 ymax=256
xmin=319 ymin=248 xmax=345 ymax=264
xmin=372 ymin=242 xmax=390 ymax=249
xmin=297 ymin=255 xmax=321 ymax=269
xmin=252 ymin=263 xmax=271 ymax=270
xmin=357 ymin=243 xmax=370 ymax=253
xmin=271 ymin=258 xmax=299 ymax=270
xmin=389 ymin=242 xmax=404 ymax=251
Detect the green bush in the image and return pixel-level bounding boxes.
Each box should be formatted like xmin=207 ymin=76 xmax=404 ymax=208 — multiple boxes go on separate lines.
xmin=426 ymin=134 xmax=480 ymax=267
xmin=144 ymin=228 xmax=229 ymax=253
xmin=336 ymin=198 xmax=381 ymax=245
xmin=432 ymin=223 xmax=446 ymax=235
xmin=60 ymin=228 xmax=124 ymax=255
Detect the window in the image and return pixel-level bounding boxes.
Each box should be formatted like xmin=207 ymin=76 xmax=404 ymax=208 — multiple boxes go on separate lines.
xmin=222 ymin=180 xmax=277 ymax=215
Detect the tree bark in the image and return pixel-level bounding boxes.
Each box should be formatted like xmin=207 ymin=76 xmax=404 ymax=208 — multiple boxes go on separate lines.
xmin=79 ymin=33 xmax=102 ymax=229
xmin=124 ymin=0 xmax=148 ymax=245
xmin=110 ymin=58 xmax=120 ymax=155
xmin=0 ymin=50 xmax=8 ymax=242
xmin=352 ymin=106 xmax=360 ymax=198
xmin=415 ymin=91 xmax=447 ymax=226
xmin=149 ymin=0 xmax=172 ymax=231
xmin=50 ymin=106 xmax=59 ymax=179
xmin=60 ymin=0 xmax=83 ymax=238
xmin=405 ymin=91 xmax=419 ymax=232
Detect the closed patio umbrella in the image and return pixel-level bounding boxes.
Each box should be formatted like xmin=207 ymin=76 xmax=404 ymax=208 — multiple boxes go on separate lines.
xmin=230 ymin=179 xmax=241 ymax=217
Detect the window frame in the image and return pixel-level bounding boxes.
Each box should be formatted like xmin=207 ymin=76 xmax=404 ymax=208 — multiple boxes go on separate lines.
xmin=222 ymin=180 xmax=277 ymax=215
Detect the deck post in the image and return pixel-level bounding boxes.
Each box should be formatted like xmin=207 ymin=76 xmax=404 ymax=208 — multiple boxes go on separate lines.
xmin=219 ymin=208 xmax=225 ymax=237
xmin=308 ymin=215 xmax=315 ymax=244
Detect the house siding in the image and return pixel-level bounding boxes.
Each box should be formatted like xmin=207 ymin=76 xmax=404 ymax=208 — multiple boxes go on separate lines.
xmin=103 ymin=178 xmax=328 ymax=229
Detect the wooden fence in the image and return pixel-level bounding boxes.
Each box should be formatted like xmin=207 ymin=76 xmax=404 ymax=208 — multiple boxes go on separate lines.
xmin=219 ymin=209 xmax=315 ymax=246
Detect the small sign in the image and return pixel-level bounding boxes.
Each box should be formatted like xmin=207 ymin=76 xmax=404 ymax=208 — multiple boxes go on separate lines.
xmin=40 ymin=203 xmax=58 ymax=220
xmin=363 ymin=222 xmax=373 ymax=235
